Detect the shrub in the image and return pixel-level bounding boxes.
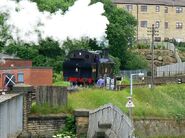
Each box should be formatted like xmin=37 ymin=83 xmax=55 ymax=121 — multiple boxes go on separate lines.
xmin=124 ymin=51 xmax=148 ymax=70
xmin=137 ymin=43 xmax=149 ymax=49
xmin=53 ymin=116 xmax=76 ymax=138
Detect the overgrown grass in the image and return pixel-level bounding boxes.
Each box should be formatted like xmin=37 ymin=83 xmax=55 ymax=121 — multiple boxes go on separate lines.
xmin=31 ymin=102 xmax=73 ymax=115
xmin=149 ymin=136 xmax=185 ymax=138
xmin=31 ymin=84 xmax=185 ymax=119
xmin=68 ymin=84 xmax=185 ymax=119
xmin=53 ymin=81 xmax=70 ymax=86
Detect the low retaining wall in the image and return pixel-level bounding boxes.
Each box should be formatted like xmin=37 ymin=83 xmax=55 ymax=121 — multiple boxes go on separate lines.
xmin=144 ymin=76 xmax=185 ymax=84
xmin=134 ymin=118 xmax=185 ymax=137
xmin=74 ymin=110 xmax=185 ymax=138
xmin=27 ymin=115 xmax=66 ymax=137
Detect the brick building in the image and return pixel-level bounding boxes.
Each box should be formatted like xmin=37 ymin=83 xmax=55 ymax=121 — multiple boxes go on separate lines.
xmin=0 ymin=53 xmax=53 ymax=90
xmin=113 ymin=0 xmax=185 ymax=42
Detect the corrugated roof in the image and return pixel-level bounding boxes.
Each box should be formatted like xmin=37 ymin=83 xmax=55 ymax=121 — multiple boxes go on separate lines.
xmin=113 ymin=0 xmax=185 ymax=6
xmin=0 ymin=53 xmax=20 ymax=59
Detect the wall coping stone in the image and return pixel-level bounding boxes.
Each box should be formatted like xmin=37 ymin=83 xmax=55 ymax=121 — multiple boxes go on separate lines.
xmin=28 ymin=114 xmax=67 ymax=121
xmin=74 ymin=109 xmax=91 ymax=117
xmin=134 ymin=117 xmax=185 ymax=121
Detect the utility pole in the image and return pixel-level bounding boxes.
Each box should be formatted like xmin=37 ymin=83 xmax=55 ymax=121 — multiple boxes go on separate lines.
xmin=147 ymin=24 xmax=159 ymax=89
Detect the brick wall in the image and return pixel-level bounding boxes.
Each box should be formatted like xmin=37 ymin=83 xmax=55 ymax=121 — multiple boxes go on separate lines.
xmin=74 ymin=110 xmax=90 ymax=138
xmin=0 ymin=59 xmax=32 ymax=68
xmin=0 ymin=68 xmax=53 ymax=89
xmin=30 ymin=68 xmax=53 ymax=86
xmin=27 ymin=115 xmax=66 ymax=137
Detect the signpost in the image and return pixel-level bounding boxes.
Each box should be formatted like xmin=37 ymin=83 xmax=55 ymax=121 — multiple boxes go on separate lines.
xmin=126 ymin=96 xmax=135 ymax=138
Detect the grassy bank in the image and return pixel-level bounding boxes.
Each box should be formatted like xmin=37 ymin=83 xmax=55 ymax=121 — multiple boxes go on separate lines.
xmin=68 ymin=84 xmax=185 ymax=119
xmin=31 ymin=84 xmax=185 ymax=119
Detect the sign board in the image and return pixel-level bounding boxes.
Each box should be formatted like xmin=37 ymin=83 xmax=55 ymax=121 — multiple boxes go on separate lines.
xmin=125 ymin=99 xmax=135 ymax=108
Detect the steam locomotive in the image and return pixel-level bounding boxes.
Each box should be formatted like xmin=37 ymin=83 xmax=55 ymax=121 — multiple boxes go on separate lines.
xmin=63 ymin=49 xmax=114 ymax=85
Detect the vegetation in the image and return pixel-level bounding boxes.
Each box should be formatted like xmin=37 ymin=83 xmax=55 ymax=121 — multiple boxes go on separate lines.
xmin=0 ymin=0 xmax=141 ymax=72
xmin=53 ymin=115 xmax=76 ymax=138
xmin=53 ymin=73 xmax=70 ymax=86
xmin=149 ymin=136 xmax=185 ymax=138
xmin=68 ymin=84 xmax=185 ymax=119
xmin=31 ymin=84 xmax=185 ymax=119
xmin=124 ymin=51 xmax=148 ymax=69
xmin=31 ymin=0 xmax=75 ymax=12
xmin=31 ymin=103 xmax=73 ymax=114
xmin=92 ymin=0 xmax=137 ymax=69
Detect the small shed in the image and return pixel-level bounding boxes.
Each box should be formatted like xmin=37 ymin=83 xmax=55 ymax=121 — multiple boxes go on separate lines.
xmin=0 ymin=67 xmax=53 ymax=90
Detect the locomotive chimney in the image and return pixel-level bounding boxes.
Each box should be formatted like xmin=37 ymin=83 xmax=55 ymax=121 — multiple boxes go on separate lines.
xmin=102 ymin=48 xmax=109 ymax=58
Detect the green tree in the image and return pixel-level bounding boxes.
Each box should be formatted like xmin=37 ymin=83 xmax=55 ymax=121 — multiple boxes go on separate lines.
xmin=32 ymin=0 xmax=75 ymax=12
xmin=0 ymin=14 xmax=12 ymax=52
xmin=4 ymin=39 xmax=66 ymax=73
xmin=92 ymin=0 xmax=137 ymax=69
xmin=62 ymin=38 xmax=91 ymax=54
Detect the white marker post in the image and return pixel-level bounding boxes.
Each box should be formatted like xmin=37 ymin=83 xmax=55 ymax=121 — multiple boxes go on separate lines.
xmin=126 ymin=96 xmax=135 ymax=138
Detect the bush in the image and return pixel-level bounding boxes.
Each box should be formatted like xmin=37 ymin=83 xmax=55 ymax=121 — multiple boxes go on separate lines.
xmin=124 ymin=51 xmax=148 ymax=70
xmin=109 ymin=55 xmax=121 ymax=75
xmin=53 ymin=116 xmax=76 ymax=138
xmin=137 ymin=43 xmax=149 ymax=49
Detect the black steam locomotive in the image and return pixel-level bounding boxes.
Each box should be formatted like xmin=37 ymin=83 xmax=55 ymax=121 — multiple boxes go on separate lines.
xmin=63 ymin=49 xmax=114 ymax=84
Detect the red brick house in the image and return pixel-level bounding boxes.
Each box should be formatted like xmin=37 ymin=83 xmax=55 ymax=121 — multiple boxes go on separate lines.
xmin=0 ymin=53 xmax=53 ymax=89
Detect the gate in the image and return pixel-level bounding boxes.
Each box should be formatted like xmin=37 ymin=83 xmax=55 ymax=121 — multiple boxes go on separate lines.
xmin=3 ymin=73 xmax=16 ymax=90
xmin=87 ymin=104 xmax=133 ymax=138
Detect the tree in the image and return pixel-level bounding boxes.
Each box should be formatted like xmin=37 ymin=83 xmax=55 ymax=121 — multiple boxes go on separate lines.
xmin=62 ymin=38 xmax=91 ymax=54
xmin=92 ymin=0 xmax=137 ymax=69
xmin=0 ymin=14 xmax=12 ymax=52
xmin=31 ymin=0 xmax=75 ymax=12
xmin=4 ymin=39 xmax=66 ymax=73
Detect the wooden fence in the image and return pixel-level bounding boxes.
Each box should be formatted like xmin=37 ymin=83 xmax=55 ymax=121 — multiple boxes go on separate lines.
xmin=36 ymin=86 xmax=67 ymax=106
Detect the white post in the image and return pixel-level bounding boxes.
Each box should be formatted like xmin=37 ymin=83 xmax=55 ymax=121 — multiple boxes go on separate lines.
xmin=130 ymin=74 xmax=133 ymax=96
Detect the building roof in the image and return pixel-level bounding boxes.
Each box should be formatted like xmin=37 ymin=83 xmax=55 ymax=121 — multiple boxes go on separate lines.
xmin=0 ymin=53 xmax=20 ymax=59
xmin=113 ymin=0 xmax=185 ymax=7
xmin=0 ymin=66 xmax=53 ymax=70
xmin=0 ymin=93 xmax=22 ymax=103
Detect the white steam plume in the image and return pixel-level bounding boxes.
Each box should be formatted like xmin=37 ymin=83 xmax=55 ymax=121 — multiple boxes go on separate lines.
xmin=0 ymin=0 xmax=109 ymax=45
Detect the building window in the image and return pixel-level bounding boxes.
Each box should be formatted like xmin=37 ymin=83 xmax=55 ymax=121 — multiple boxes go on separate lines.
xmin=140 ymin=21 xmax=147 ymax=28
xmin=176 ymin=22 xmax=183 ymax=29
xmin=141 ymin=5 xmax=147 ymax=12
xmin=18 ymin=73 xmax=24 ymax=83
xmin=165 ymin=22 xmax=168 ymax=29
xmin=126 ymin=4 xmax=133 ymax=12
xmin=176 ymin=7 xmax=183 ymax=13
xmin=165 ymin=7 xmax=168 ymax=13
xmin=156 ymin=5 xmax=160 ymax=12
xmin=155 ymin=21 xmax=160 ymax=28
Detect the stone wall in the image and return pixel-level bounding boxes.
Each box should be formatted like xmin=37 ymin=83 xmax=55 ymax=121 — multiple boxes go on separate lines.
xmin=74 ymin=109 xmax=90 ymax=138
xmin=27 ymin=115 xmax=66 ymax=137
xmin=74 ymin=110 xmax=185 ymax=138
xmin=144 ymin=75 xmax=185 ymax=84
xmin=134 ymin=118 xmax=185 ymax=137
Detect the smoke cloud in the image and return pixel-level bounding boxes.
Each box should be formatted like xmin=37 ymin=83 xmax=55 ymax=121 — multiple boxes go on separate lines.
xmin=0 ymin=0 xmax=109 ymax=45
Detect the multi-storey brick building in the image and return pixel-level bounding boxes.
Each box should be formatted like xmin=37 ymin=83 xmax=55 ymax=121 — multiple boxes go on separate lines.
xmin=113 ymin=0 xmax=185 ymax=42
